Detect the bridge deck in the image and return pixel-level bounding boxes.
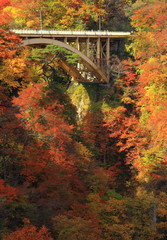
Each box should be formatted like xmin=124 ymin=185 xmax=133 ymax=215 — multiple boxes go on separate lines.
xmin=11 ymin=29 xmax=131 ymax=38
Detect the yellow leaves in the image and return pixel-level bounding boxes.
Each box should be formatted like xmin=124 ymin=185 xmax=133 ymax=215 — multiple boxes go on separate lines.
xmin=86 ymin=192 xmax=135 ymax=240
xmin=74 ymin=142 xmax=92 ymax=170
xmin=8 ymin=58 xmax=27 ymax=76
xmin=121 ymin=95 xmax=135 ymax=104
xmin=160 ymin=54 xmax=167 ymax=64
xmin=157 ymin=192 xmax=167 ymax=220
xmin=30 ymin=64 xmax=43 ymax=80
xmin=0 ymin=72 xmax=19 ymax=88
xmin=136 ymin=146 xmax=165 ymax=182
xmin=0 ymin=54 xmax=34 ymax=89
xmin=3 ymin=6 xmax=20 ymax=19
xmin=0 ymin=58 xmax=25 ymax=88
xmin=75 ymin=142 xmax=92 ymax=159
xmin=102 ymin=223 xmax=134 ymax=240
xmin=26 ymin=20 xmax=37 ymax=28
xmin=53 ymin=215 xmax=102 ymax=240
xmin=148 ymin=56 xmax=156 ymax=64
xmin=2 ymin=1 xmax=42 ymax=28
xmin=139 ymin=106 xmax=150 ymax=126
xmin=3 ymin=6 xmax=26 ymax=28
xmin=60 ymin=16 xmax=76 ymax=29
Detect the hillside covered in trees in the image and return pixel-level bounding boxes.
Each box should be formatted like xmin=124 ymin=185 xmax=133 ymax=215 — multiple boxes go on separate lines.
xmin=0 ymin=0 xmax=167 ymax=239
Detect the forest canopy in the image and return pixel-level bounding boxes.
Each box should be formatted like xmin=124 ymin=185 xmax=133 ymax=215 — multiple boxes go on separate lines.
xmin=0 ymin=0 xmax=167 ymax=239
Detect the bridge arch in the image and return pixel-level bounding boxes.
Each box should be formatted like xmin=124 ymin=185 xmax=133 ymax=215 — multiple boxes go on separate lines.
xmin=21 ymin=38 xmax=109 ymax=82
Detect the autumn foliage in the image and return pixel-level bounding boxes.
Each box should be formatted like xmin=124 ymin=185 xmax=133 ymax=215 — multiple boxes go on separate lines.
xmin=0 ymin=0 xmax=167 ymax=239
xmin=3 ymin=219 xmax=53 ymax=240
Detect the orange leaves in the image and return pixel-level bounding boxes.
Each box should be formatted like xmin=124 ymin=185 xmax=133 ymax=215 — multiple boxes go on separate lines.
xmin=2 ymin=0 xmax=41 ymax=28
xmin=0 ymin=179 xmax=18 ymax=202
xmin=164 ymin=156 xmax=167 ymax=165
xmin=0 ymin=29 xmax=21 ymax=60
xmin=13 ymin=83 xmax=74 ymax=159
xmin=131 ymin=1 xmax=167 ymax=60
xmin=0 ymin=27 xmax=22 ymax=90
xmin=3 ymin=218 xmax=53 ymax=240
xmin=104 ymin=107 xmax=140 ymax=155
xmin=121 ymin=61 xmax=139 ymax=87
xmin=147 ymin=104 xmax=167 ymax=149
xmin=0 ymin=0 xmax=11 ymax=24
xmin=0 ymin=0 xmax=11 ymax=10
xmin=12 ymin=84 xmax=76 ymax=176
xmin=126 ymin=0 xmax=167 ymax=183
xmin=70 ymin=0 xmax=83 ymax=8
xmin=107 ymin=162 xmax=122 ymax=184
xmin=104 ymin=106 xmax=125 ymax=134
xmin=131 ymin=1 xmax=167 ymax=31
xmin=1 ymin=0 xmax=107 ymax=29
xmin=11 ymin=83 xmax=88 ymax=205
xmin=137 ymin=58 xmax=167 ymax=150
xmin=76 ymin=1 xmax=105 ymax=23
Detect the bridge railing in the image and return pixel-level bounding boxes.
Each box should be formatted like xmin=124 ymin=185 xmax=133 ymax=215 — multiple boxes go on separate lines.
xmin=11 ymin=29 xmax=131 ymax=37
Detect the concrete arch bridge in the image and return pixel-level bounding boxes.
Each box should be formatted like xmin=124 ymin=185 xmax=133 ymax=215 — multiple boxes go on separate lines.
xmin=12 ymin=29 xmax=130 ymax=83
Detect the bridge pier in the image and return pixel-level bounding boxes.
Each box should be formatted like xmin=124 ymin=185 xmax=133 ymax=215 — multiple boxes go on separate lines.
xmin=96 ymin=37 xmax=101 ymax=66
xmin=86 ymin=38 xmax=90 ymax=57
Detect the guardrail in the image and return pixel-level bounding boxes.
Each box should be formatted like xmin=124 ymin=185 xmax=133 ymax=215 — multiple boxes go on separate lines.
xmin=11 ymin=29 xmax=131 ymax=36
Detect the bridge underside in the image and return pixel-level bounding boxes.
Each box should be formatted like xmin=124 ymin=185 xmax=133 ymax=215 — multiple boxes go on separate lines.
xmin=21 ymin=38 xmax=110 ymax=83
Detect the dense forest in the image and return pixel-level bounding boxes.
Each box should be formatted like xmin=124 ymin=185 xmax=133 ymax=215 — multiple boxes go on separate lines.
xmin=0 ymin=0 xmax=167 ymax=239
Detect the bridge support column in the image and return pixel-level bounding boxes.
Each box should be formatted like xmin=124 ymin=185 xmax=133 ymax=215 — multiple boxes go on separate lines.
xmin=86 ymin=37 xmax=90 ymax=57
xmin=75 ymin=37 xmax=82 ymax=74
xmin=106 ymin=38 xmax=110 ymax=78
xmin=76 ymin=37 xmax=80 ymax=51
xmin=106 ymin=38 xmax=110 ymax=62
xmin=64 ymin=37 xmax=68 ymax=44
xmin=96 ymin=37 xmax=100 ymax=66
